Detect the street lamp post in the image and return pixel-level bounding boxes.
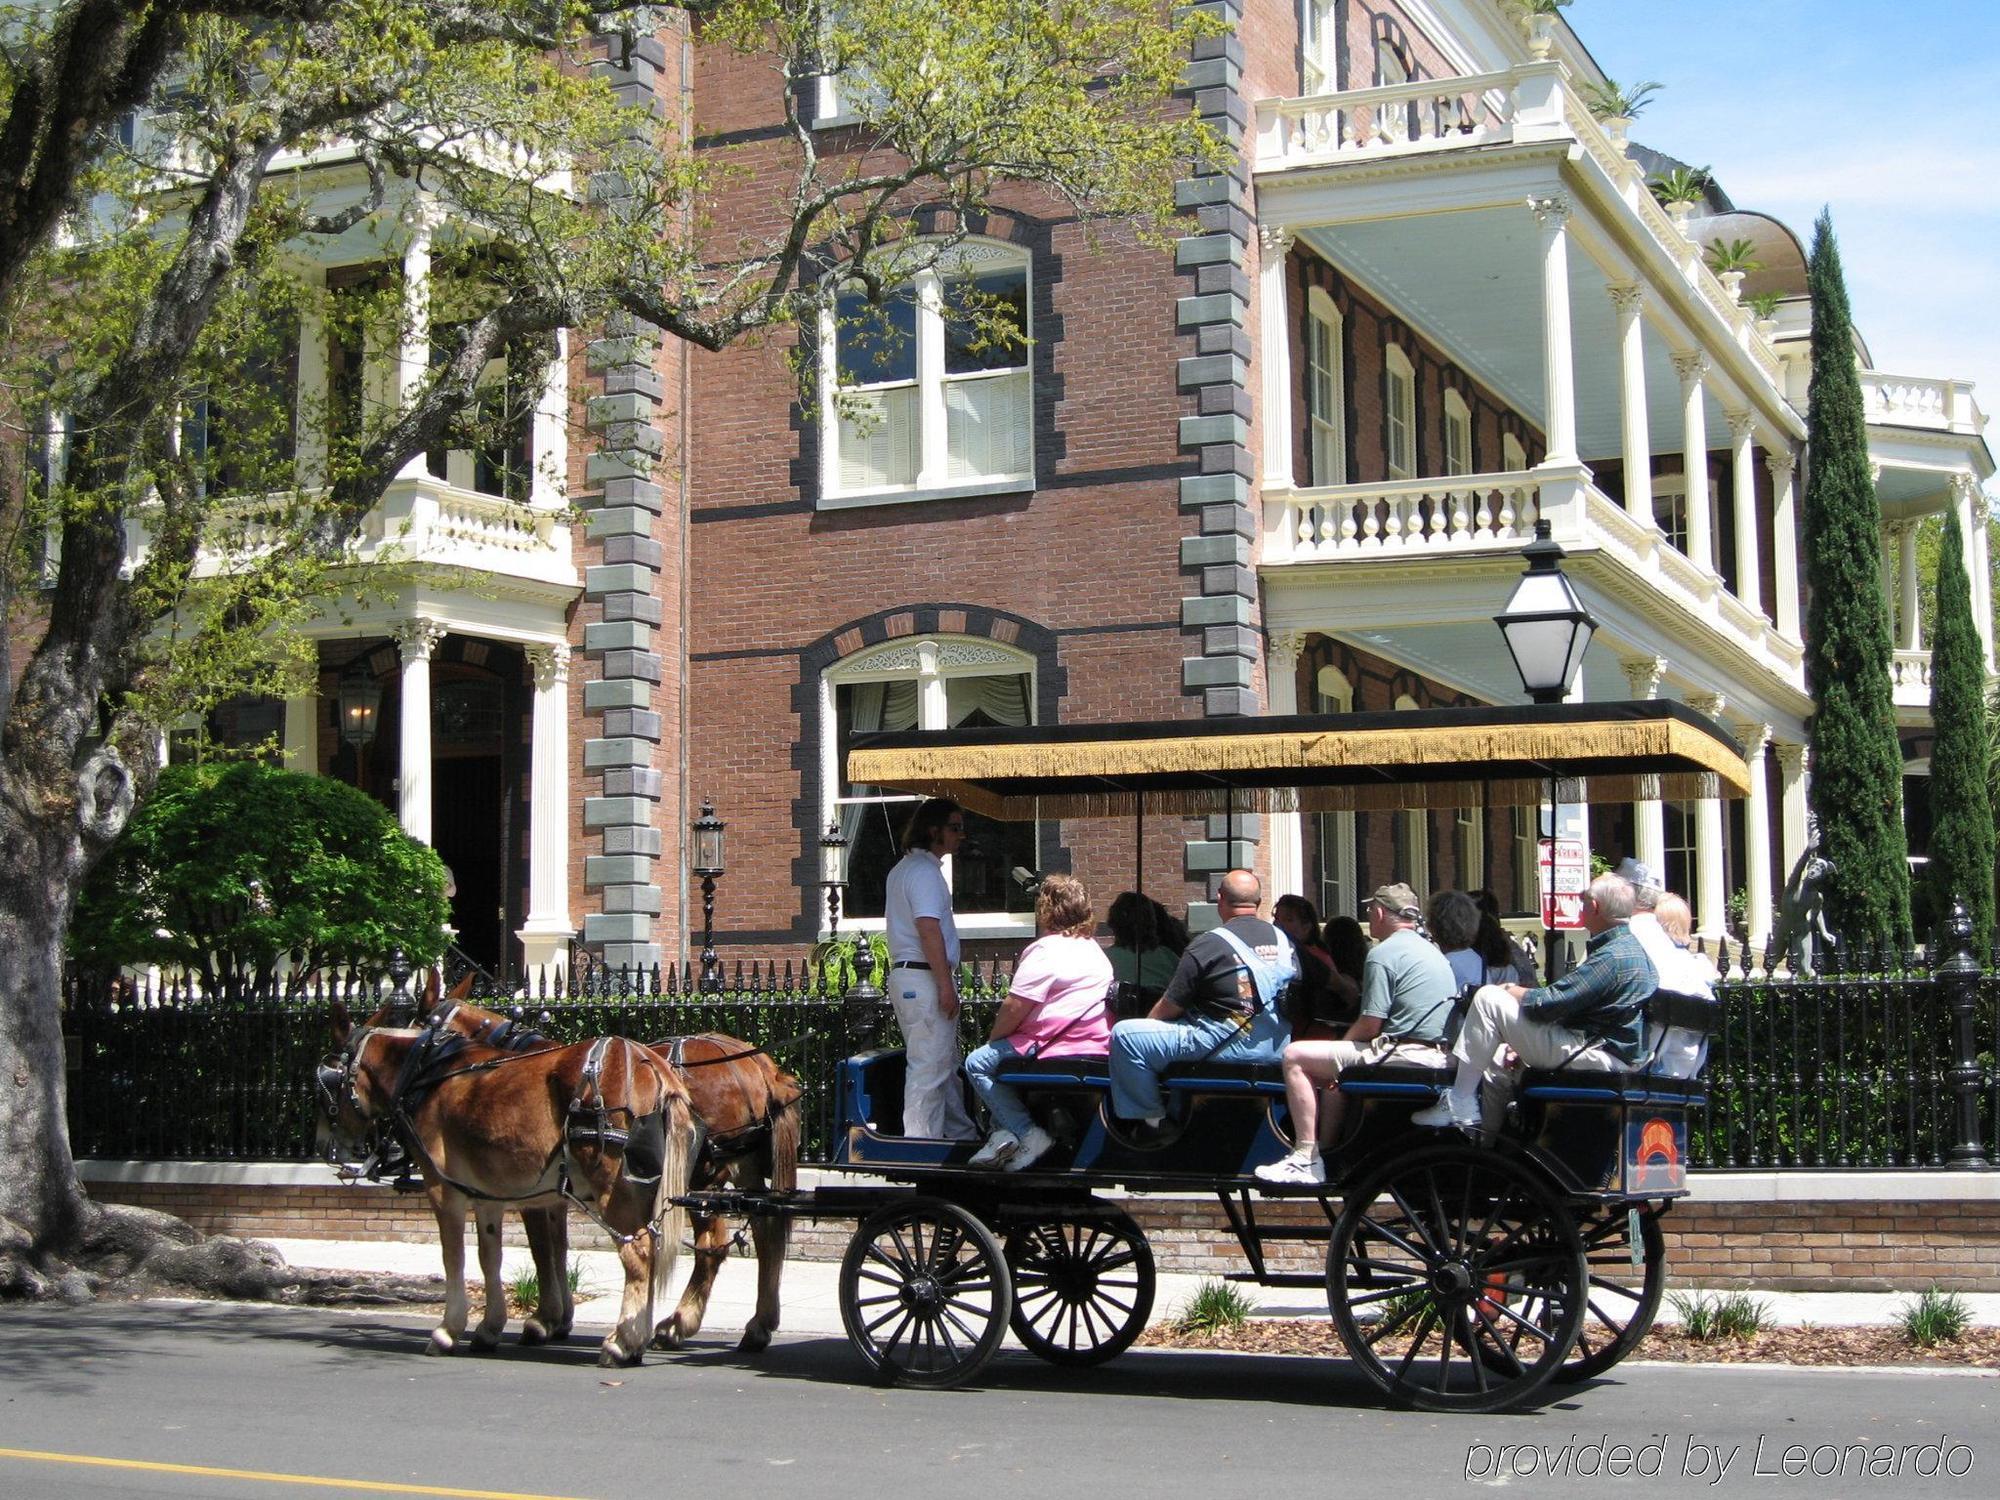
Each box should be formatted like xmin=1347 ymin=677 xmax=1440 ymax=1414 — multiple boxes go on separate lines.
xmin=691 ymin=798 xmax=726 ymax=992
xmin=820 ymin=820 xmax=848 ymax=938
xmin=1495 ymin=519 xmax=1597 ymax=978
xmin=336 ymin=661 xmax=382 ymax=793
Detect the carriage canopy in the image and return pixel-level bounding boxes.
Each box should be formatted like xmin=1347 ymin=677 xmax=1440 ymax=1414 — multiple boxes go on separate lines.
xmin=846 ymin=699 xmax=1750 ymax=821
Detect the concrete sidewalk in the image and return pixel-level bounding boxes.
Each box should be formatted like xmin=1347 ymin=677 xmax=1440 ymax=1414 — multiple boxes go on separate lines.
xmin=260 ymin=1236 xmax=2000 ymax=1337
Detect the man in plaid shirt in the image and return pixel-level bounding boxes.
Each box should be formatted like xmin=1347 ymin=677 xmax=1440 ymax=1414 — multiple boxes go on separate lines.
xmin=1411 ymin=871 xmax=1657 ymax=1136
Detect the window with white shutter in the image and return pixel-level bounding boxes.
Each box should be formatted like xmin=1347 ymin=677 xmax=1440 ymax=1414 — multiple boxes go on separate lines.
xmin=1444 ymin=388 xmax=1472 ymax=477
xmin=1306 ymin=287 xmax=1345 ymax=486
xmin=823 ymin=241 xmax=1034 ymax=505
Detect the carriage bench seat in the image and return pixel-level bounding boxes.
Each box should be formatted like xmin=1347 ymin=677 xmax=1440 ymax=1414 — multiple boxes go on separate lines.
xmin=1516 ymin=1069 xmax=1708 ymax=1107
xmin=1335 ymin=1062 xmax=1450 ymax=1100
xmin=1160 ymin=1059 xmax=1286 ymax=1095
xmin=990 ymin=1055 xmax=1111 ymax=1089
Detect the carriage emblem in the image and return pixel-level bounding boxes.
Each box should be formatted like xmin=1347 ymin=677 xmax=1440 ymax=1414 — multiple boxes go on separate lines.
xmin=1626 ymin=1114 xmax=1685 ymax=1191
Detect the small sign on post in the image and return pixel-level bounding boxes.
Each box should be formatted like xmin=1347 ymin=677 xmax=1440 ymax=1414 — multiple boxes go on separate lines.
xmin=1537 ymin=838 xmax=1589 ymax=929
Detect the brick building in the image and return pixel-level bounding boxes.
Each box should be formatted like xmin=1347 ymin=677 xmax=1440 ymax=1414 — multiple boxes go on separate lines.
xmin=129 ymin=1 xmax=1993 ymax=977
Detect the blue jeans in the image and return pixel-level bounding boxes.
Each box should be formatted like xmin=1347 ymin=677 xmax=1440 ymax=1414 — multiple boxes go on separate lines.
xmin=963 ymin=1039 xmax=1035 ymax=1138
xmin=1108 ymin=1010 xmax=1290 ymax=1120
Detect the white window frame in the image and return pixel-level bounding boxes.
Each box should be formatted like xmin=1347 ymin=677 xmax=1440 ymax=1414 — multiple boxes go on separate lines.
xmin=820 ymin=635 xmax=1039 ymax=939
xmin=1663 ymin=799 xmax=1698 ymax=914
xmin=1313 ymin=663 xmax=1356 ymax=921
xmin=1652 ymin=475 xmax=1690 ymax=555
xmin=1374 ymin=38 xmax=1411 ymax=141
xmin=1393 ymin=693 xmax=1429 ymax=898
xmin=1512 ymin=804 xmax=1538 ymax=910
xmin=1443 ymin=387 xmax=1472 ymax=477
xmin=1455 ymin=799 xmax=1485 ymax=889
xmin=1306 ymin=287 xmax=1346 ymax=487
xmin=1502 ymin=430 xmax=1527 ymax=473
xmin=1384 ymin=343 xmax=1416 ymax=481
xmin=1301 ymin=0 xmax=1338 ymax=95
xmin=819 ymin=239 xmax=1036 ymax=510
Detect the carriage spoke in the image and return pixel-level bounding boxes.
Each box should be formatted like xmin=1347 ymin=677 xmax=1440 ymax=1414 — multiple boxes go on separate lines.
xmin=1354 ymin=1211 xmax=1431 ymax=1265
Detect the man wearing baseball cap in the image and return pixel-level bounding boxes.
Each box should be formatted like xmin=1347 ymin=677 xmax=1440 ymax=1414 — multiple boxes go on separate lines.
xmin=1255 ymin=881 xmax=1457 ymax=1186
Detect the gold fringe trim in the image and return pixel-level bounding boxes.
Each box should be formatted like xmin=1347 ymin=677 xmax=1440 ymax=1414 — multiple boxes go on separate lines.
xmin=850 ymin=716 xmax=1747 ymax=820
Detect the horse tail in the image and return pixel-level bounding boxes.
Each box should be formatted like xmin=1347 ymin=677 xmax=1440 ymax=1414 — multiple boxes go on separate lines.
xmin=648 ymin=1071 xmax=693 ymax=1315
xmin=767 ymin=1074 xmax=802 ymax=1194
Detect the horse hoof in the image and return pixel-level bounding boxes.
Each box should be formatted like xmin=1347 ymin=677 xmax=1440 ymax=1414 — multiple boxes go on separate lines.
xmin=425 ymin=1331 xmax=455 ymax=1356
xmin=651 ymin=1319 xmax=684 ymax=1351
xmin=737 ymin=1327 xmax=771 ymax=1355
xmin=598 ymin=1344 xmax=643 ymax=1369
xmin=519 ymin=1320 xmax=548 ymax=1347
xmin=469 ymin=1330 xmax=501 ymax=1353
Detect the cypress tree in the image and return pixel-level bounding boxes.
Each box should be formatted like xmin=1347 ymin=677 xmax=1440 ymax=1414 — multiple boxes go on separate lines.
xmin=1801 ymin=211 xmax=1911 ymax=948
xmin=1925 ymin=518 xmax=1993 ymax=950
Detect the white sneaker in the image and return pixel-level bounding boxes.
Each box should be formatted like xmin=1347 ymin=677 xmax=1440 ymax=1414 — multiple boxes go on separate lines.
xmin=967 ymin=1129 xmax=1020 ymax=1168
xmin=1253 ymin=1153 xmax=1325 ymax=1187
xmin=1003 ymin=1124 xmax=1056 ymax=1173
xmin=1409 ymin=1098 xmax=1479 ymax=1133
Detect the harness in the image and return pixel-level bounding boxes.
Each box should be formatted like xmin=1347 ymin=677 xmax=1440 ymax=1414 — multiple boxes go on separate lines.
xmin=655 ymin=1034 xmax=782 ymax=1176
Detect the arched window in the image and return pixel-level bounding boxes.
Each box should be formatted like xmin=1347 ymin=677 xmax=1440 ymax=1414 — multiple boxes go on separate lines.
xmin=1502 ymin=430 xmax=1527 ymax=474
xmin=1384 ymin=343 xmax=1416 ymax=480
xmin=823 ymin=635 xmax=1039 ymax=930
xmin=820 ymin=240 xmax=1035 ymax=506
xmin=1306 ymin=287 xmax=1346 ymax=486
xmin=1313 ymin=663 xmax=1356 ymax=921
xmin=1443 ymin=387 xmax=1472 ymax=477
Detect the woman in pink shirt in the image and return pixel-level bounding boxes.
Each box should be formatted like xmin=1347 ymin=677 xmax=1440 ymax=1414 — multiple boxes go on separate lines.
xmin=964 ymin=874 xmax=1113 ymax=1172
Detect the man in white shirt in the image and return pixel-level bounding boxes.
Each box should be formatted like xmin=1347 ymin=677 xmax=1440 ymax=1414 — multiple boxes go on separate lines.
xmin=1615 ymin=858 xmax=1715 ymax=1078
xmin=883 ymin=798 xmax=978 ymax=1139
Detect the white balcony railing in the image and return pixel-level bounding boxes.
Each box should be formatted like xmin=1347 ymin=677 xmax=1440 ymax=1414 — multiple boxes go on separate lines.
xmin=1891 ymin=648 xmax=1934 ymax=708
xmin=132 ymin=474 xmax=575 ymax=591
xmin=1862 ymin=372 xmax=1987 ymax=436
xmin=1255 ymin=62 xmax=1783 ymax=390
xmin=1263 ymin=466 xmax=1804 ymax=684
xmin=1263 ymin=469 xmax=1541 ymax=564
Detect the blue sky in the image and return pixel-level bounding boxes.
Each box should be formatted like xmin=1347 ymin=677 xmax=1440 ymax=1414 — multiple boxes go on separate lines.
xmin=1575 ymin=0 xmax=1999 ymax=460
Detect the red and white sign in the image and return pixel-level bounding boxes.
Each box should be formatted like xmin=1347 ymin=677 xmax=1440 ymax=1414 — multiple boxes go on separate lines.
xmin=1537 ymin=838 xmax=1589 ymax=930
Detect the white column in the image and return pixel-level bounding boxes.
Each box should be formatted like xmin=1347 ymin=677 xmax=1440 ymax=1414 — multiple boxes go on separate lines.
xmin=1776 ymin=741 xmax=1809 ymax=889
xmin=1621 ymin=655 xmax=1668 ymax=874
xmin=1530 ymin=195 xmax=1579 ymax=466
xmin=294 ymin=263 xmax=329 ymax=488
xmin=1674 ymin=351 xmax=1714 ymax=574
xmin=1733 ymin=719 xmax=1774 ymax=950
xmin=1259 ymin=225 xmax=1297 ymax=493
xmin=1973 ymin=488 xmax=1995 ymax=671
xmin=1688 ymin=692 xmax=1728 ymax=937
xmin=395 ymin=202 xmax=434 ymax=481
xmin=1728 ymin=412 xmax=1762 ymax=613
xmin=1893 ymin=520 xmax=1922 ymax=650
xmin=916 ymin=268 xmax=947 ymax=486
xmin=395 ymin=618 xmax=445 ymax=845
xmin=1768 ymin=450 xmax=1801 ymax=638
xmin=519 ymin=642 xmax=574 ymax=980
xmin=1609 ymin=284 xmax=1652 ymax=522
xmin=1265 ymin=630 xmax=1306 ymax=900
xmin=1955 ymin=475 xmax=1994 ymax=667
xmin=282 ymin=690 xmax=319 ymax=774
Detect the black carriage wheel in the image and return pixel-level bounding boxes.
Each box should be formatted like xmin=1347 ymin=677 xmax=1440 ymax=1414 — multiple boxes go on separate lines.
xmin=1554 ymin=1204 xmax=1666 ymax=1383
xmin=839 ymin=1198 xmax=1013 ymax=1389
xmin=1326 ymin=1142 xmax=1586 ymax=1414
xmin=1004 ymin=1211 xmax=1156 ymax=1367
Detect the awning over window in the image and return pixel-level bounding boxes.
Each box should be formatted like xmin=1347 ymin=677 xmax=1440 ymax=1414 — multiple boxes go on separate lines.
xmin=846 ymin=699 xmax=1750 ymax=820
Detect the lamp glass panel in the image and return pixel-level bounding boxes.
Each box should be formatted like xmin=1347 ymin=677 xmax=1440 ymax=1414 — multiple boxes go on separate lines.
xmin=1500 ymin=617 xmax=1579 ymax=692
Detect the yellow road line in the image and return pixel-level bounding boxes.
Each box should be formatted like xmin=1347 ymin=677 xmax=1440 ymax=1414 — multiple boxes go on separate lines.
xmin=0 ymin=1447 xmax=593 ymax=1500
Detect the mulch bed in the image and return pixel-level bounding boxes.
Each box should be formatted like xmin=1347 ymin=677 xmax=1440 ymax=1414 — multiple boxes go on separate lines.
xmin=1139 ymin=1319 xmax=2000 ymax=1368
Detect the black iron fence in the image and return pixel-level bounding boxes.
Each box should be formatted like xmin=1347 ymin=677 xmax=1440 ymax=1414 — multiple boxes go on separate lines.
xmin=64 ymin=940 xmax=1999 ymax=1169
xmin=64 ymin=957 xmax=1011 ymax=1163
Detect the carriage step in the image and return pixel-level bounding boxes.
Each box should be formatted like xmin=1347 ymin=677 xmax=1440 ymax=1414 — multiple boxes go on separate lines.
xmin=1223 ymin=1272 xmax=1325 ymax=1289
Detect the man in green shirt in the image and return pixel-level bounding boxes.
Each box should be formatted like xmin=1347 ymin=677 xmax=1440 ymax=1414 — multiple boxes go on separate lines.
xmin=1254 ymin=882 xmax=1457 ymax=1186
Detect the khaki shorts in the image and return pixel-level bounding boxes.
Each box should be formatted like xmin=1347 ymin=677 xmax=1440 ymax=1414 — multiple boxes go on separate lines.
xmin=1293 ymin=1035 xmax=1451 ymax=1078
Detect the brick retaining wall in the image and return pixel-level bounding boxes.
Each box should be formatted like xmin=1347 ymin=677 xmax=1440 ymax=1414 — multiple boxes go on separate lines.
xmin=83 ymin=1165 xmax=2000 ymax=1292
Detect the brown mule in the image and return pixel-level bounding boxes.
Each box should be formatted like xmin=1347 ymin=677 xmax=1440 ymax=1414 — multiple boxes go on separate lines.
xmin=318 ymin=1018 xmax=694 ymax=1367
xmin=376 ymin=992 xmax=804 ymax=1353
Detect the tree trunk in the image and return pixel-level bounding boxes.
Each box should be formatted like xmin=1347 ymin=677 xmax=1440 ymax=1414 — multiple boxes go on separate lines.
xmin=0 ymin=805 xmax=91 ymax=1258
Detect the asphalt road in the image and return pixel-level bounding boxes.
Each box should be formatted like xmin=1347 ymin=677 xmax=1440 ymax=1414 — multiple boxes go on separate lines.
xmin=0 ymin=1301 xmax=1993 ymax=1499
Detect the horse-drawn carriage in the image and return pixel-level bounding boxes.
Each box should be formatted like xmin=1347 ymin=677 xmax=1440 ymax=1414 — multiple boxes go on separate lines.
xmin=673 ymin=700 xmax=1747 ymax=1412
xmin=318 ymin=699 xmax=1745 ymax=1414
